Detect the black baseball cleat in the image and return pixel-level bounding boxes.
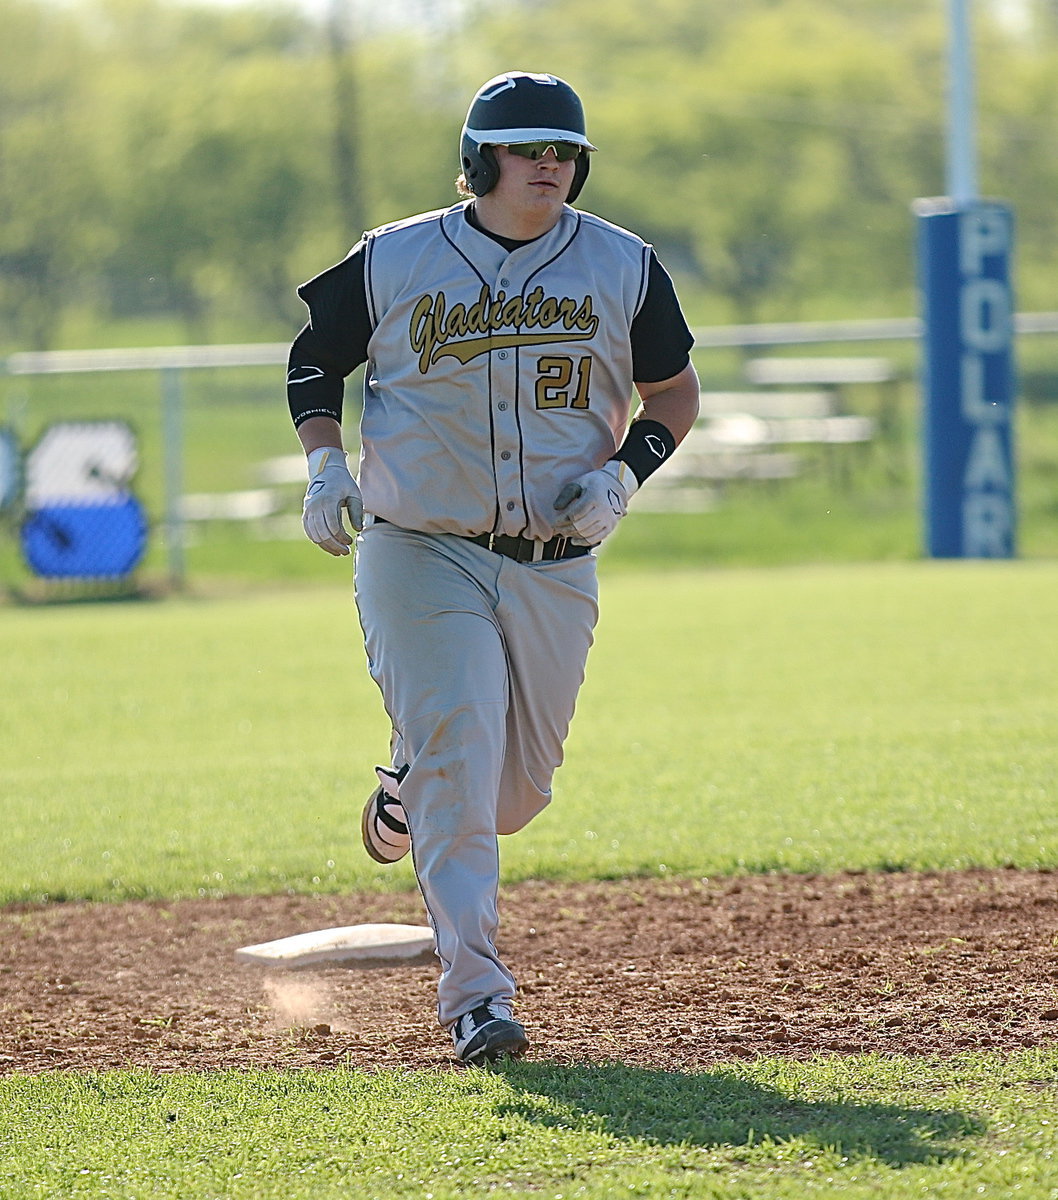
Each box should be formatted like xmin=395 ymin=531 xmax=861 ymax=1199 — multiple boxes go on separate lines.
xmin=361 ymin=763 xmax=410 ymax=864
xmin=451 ymin=999 xmax=529 ymax=1067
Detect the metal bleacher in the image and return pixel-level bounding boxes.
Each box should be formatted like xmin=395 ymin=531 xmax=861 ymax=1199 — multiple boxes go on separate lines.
xmin=638 ymin=358 xmax=886 ymax=510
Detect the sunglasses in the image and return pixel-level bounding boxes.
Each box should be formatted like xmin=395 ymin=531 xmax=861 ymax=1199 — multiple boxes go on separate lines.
xmin=503 ymin=141 xmax=583 ymax=162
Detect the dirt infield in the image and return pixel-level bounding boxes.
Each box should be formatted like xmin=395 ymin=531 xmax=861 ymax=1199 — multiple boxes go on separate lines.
xmin=3 ymin=869 xmax=1058 ymax=1074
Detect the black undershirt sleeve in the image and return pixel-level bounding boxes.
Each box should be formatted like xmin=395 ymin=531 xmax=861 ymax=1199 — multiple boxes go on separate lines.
xmin=630 ymin=251 xmax=695 ymax=384
xmin=287 ymin=242 xmax=373 ymax=428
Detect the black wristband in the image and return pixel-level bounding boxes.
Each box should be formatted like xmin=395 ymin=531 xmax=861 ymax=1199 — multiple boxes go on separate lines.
xmin=610 ymin=419 xmax=677 ymax=486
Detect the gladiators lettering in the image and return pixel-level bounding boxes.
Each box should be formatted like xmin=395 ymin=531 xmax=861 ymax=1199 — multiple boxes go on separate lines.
xmin=409 ymin=286 xmax=599 ymax=374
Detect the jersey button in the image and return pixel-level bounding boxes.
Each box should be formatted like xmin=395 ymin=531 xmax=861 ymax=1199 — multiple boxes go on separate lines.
xmin=506 ymin=501 xmax=516 ymax=511
xmin=497 ymin=351 xmax=508 ymax=360
xmin=500 ymin=450 xmax=511 ymax=461
xmin=500 ymin=277 xmax=510 ymax=287
xmin=497 ymin=401 xmax=508 ymax=411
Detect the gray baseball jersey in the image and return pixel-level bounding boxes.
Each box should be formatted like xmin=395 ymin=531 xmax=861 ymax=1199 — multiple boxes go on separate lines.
xmin=358 ymin=200 xmax=651 ymax=539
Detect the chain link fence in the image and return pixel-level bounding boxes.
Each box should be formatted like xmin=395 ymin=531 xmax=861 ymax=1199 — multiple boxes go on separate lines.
xmin=3 ymin=313 xmax=1056 ymax=599
xmin=0 ymin=345 xmax=319 ymax=599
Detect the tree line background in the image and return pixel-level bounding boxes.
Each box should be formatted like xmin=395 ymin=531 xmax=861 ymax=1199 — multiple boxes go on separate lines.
xmin=2 ymin=0 xmax=1056 ymax=353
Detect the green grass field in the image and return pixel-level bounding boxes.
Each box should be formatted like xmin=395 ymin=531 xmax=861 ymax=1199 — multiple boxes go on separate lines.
xmin=3 ymin=561 xmax=1058 ymax=1198
xmin=3 ymin=561 xmax=1056 ymax=905
xmin=4 ymin=1052 xmax=1058 ymax=1199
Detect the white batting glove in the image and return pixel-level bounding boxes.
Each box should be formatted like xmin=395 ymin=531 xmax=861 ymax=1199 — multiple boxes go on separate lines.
xmin=302 ymin=446 xmax=363 ymax=556
xmin=553 ymin=460 xmax=639 ymax=545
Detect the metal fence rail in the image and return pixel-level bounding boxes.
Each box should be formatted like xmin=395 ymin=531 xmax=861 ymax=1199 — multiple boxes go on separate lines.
xmin=2 ymin=344 xmax=292 ymax=376
xmin=4 ymin=313 xmax=1058 ymax=375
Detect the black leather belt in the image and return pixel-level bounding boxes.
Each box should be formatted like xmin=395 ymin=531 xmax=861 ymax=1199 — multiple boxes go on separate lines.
xmin=372 ymin=518 xmax=590 ymax=563
xmin=466 ymin=530 xmax=591 ymax=563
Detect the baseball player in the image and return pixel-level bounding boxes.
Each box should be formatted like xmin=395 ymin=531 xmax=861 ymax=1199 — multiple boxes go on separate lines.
xmin=287 ymin=71 xmax=699 ymax=1066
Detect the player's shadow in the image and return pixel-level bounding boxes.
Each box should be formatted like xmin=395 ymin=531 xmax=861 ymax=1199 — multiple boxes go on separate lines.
xmin=497 ymin=1061 xmax=983 ymax=1168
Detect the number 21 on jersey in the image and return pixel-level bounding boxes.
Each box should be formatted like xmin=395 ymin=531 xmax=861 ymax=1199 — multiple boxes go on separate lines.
xmin=535 ymin=355 xmax=592 ymax=410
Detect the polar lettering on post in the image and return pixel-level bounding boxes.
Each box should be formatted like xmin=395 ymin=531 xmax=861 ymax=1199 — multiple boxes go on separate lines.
xmin=916 ymin=199 xmax=1016 ymax=558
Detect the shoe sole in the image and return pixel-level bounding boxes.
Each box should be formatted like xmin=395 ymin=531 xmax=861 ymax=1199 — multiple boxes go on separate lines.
xmin=459 ymin=1024 xmax=530 ymax=1068
xmin=361 ymin=787 xmax=410 ymax=865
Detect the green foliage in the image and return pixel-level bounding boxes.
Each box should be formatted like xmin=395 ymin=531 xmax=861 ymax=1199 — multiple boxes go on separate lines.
xmin=1 ymin=0 xmax=1058 ymax=347
xmin=572 ymin=0 xmax=944 ymax=321
xmin=2 ymin=1051 xmax=1058 ymax=1198
xmin=0 ymin=0 xmax=112 ymax=348
xmin=86 ymin=0 xmax=337 ymax=340
xmin=2 ymin=562 xmax=1056 ymax=906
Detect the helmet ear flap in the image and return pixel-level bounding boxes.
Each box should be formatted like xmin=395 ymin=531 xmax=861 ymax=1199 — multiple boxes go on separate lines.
xmin=461 ymin=137 xmax=499 ymax=197
xmin=567 ymin=152 xmax=590 ymax=204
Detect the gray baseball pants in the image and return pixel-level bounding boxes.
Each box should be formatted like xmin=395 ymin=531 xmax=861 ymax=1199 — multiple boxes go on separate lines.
xmin=354 ymin=521 xmax=599 ymax=1028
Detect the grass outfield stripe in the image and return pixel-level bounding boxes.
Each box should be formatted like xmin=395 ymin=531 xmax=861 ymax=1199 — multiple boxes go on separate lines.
xmin=1 ymin=561 xmax=1056 ymax=904
xmin=2 ymin=1051 xmax=1058 ymax=1199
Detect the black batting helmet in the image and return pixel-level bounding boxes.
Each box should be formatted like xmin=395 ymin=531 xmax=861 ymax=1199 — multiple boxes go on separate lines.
xmin=460 ymin=71 xmax=596 ymax=202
